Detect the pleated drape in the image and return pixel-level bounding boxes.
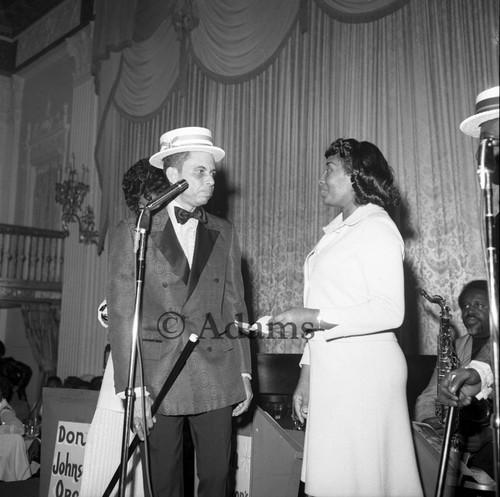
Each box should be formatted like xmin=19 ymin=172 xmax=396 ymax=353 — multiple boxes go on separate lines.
xmin=20 ymin=303 xmax=59 ymax=406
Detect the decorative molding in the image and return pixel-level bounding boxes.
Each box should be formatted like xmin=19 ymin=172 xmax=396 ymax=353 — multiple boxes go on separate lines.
xmin=66 ymin=23 xmax=93 ymax=84
xmin=0 ymin=283 xmax=62 ymax=305
xmin=26 ymin=102 xmax=70 ymax=168
xmin=16 ymin=0 xmax=82 ymax=67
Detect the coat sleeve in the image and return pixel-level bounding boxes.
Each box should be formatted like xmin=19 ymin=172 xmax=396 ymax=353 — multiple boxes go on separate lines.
xmin=222 ymin=223 xmax=252 ymax=375
xmin=321 ymin=216 xmax=405 ymax=340
xmin=106 ymin=219 xmax=138 ymax=394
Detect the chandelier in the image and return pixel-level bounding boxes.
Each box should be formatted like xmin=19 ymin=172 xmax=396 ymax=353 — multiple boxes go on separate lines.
xmin=55 ymin=153 xmax=98 ymax=245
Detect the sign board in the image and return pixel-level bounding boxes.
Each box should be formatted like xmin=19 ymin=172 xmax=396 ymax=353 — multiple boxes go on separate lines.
xmin=47 ymin=421 xmax=90 ymax=496
xmin=39 ymin=388 xmax=99 ymax=497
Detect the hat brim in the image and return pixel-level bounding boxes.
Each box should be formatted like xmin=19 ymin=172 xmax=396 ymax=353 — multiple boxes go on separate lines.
xmin=460 ymin=109 xmax=499 ymax=138
xmin=150 ymin=145 xmax=225 ymax=168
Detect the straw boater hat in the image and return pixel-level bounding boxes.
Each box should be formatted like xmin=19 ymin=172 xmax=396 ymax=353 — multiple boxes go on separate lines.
xmin=150 ymin=126 xmax=225 ymax=168
xmin=460 ymin=85 xmax=499 ymax=138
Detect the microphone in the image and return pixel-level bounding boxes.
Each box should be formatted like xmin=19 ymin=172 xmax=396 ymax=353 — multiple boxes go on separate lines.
xmin=143 ymin=180 xmax=188 ymax=211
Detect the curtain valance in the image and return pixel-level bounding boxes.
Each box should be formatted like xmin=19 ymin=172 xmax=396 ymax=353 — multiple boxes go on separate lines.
xmin=93 ymin=0 xmax=410 ymax=119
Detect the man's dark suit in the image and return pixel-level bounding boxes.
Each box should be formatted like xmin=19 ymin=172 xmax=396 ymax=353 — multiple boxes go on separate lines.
xmin=106 ymin=204 xmax=251 ymax=494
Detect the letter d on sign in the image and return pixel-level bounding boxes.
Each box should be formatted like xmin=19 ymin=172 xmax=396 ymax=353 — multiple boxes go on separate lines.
xmin=58 ymin=425 xmax=66 ymax=443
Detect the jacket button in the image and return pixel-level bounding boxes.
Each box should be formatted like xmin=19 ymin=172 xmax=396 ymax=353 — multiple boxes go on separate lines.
xmin=214 ymin=278 xmax=219 ymax=283
xmin=162 ymin=282 xmax=168 ymax=288
xmin=207 ymin=347 xmax=212 ymax=352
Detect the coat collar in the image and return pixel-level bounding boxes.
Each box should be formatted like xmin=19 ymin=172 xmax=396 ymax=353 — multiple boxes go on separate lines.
xmin=149 ymin=206 xmax=220 ymax=301
xmin=323 ymin=203 xmax=384 ymax=234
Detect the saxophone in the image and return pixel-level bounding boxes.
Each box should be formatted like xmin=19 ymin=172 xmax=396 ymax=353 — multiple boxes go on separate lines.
xmin=421 ymin=289 xmax=459 ymax=426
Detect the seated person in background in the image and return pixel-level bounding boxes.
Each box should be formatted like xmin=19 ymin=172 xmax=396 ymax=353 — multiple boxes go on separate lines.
xmin=90 ymin=376 xmax=103 ymax=391
xmin=46 ymin=375 xmax=63 ymax=388
xmin=415 ymin=280 xmax=494 ymax=475
xmin=63 ymin=376 xmax=92 ymax=389
xmin=0 ymin=340 xmax=32 ymax=402
xmin=0 ymin=376 xmax=25 ymax=435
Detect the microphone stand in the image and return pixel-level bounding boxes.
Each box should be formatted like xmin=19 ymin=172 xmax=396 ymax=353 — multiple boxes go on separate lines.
xmin=435 ymin=405 xmax=458 ymax=497
xmin=477 ymin=137 xmax=499 ymax=491
xmin=112 ymin=180 xmax=191 ymax=497
xmin=103 ymin=333 xmax=199 ymax=497
xmin=117 ymin=207 xmax=150 ymax=497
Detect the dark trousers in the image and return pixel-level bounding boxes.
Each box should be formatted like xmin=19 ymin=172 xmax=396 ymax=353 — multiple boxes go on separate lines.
xmin=148 ymin=406 xmax=233 ymax=497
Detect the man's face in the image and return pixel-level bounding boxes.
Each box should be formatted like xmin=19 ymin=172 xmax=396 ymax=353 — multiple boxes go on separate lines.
xmin=460 ymin=288 xmax=490 ymax=339
xmin=166 ymin=151 xmax=216 ymax=210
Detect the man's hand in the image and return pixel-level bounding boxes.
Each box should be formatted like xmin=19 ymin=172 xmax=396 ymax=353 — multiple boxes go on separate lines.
xmin=438 ymin=368 xmax=482 ymax=408
xmin=132 ymin=396 xmax=155 ymax=441
xmin=232 ymin=376 xmax=253 ymax=416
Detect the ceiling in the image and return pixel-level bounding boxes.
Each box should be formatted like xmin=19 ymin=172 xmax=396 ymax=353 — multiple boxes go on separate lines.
xmin=0 ymin=0 xmax=65 ymax=38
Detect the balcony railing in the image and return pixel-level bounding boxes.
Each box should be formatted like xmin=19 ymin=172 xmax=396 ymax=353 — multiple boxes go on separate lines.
xmin=0 ymin=223 xmax=67 ymax=307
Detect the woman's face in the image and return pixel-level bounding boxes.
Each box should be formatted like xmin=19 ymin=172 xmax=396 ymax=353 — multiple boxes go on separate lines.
xmin=319 ymin=156 xmax=356 ymax=215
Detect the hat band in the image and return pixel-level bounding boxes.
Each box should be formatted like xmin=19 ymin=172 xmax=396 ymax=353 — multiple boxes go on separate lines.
xmin=161 ymin=133 xmax=213 ymax=149
xmin=475 ymin=96 xmax=499 ymax=115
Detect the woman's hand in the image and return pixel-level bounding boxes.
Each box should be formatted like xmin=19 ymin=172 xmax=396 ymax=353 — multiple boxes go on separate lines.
xmin=271 ymin=307 xmax=319 ymax=338
xmin=292 ymin=365 xmax=310 ymax=425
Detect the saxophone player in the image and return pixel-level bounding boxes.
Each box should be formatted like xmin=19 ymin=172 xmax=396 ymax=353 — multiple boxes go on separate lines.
xmin=416 ymin=281 xmax=494 ymax=475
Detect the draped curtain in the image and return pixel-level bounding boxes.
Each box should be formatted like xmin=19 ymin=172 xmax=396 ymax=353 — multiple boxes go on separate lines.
xmin=20 ymin=303 xmax=60 ymax=409
xmin=91 ymin=0 xmax=499 ymax=354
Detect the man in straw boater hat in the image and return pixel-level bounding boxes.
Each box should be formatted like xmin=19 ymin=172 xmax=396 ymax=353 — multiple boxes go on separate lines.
xmin=438 ymin=85 xmax=499 ymax=484
xmin=107 ymin=127 xmax=252 ymax=497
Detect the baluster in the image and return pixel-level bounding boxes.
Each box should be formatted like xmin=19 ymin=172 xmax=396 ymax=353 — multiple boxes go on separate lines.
xmin=21 ymin=233 xmax=29 ymax=281
xmin=0 ymin=231 xmax=4 ymax=278
xmin=16 ymin=233 xmax=26 ymax=280
xmin=40 ymin=236 xmax=47 ymax=282
xmin=24 ymin=233 xmax=32 ymax=281
xmin=31 ymin=235 xmax=39 ymax=281
xmin=57 ymin=238 xmax=64 ymax=282
xmin=6 ymin=232 xmax=14 ymax=279
xmin=12 ymin=231 xmax=19 ymax=279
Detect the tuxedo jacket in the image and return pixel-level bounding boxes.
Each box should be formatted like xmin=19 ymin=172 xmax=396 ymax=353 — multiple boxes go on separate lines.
xmin=107 ymin=207 xmax=251 ymax=416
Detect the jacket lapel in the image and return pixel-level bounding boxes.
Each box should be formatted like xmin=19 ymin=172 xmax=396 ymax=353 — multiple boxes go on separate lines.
xmin=186 ymin=222 xmax=219 ymax=301
xmin=150 ymin=218 xmax=190 ymax=285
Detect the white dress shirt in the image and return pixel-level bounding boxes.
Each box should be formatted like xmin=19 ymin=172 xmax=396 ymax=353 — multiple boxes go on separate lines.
xmin=166 ymin=200 xmax=199 ymax=267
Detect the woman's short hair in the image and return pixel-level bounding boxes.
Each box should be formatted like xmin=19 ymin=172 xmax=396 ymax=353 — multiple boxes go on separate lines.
xmin=325 ymin=138 xmax=400 ymax=208
xmin=122 ymin=159 xmax=168 ymax=213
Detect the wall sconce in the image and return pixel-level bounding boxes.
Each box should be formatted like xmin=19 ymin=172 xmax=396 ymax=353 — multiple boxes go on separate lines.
xmin=55 ymin=153 xmax=99 ymax=245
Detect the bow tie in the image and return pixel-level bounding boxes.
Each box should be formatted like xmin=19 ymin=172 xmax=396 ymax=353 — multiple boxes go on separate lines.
xmin=174 ymin=206 xmax=207 ymax=225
